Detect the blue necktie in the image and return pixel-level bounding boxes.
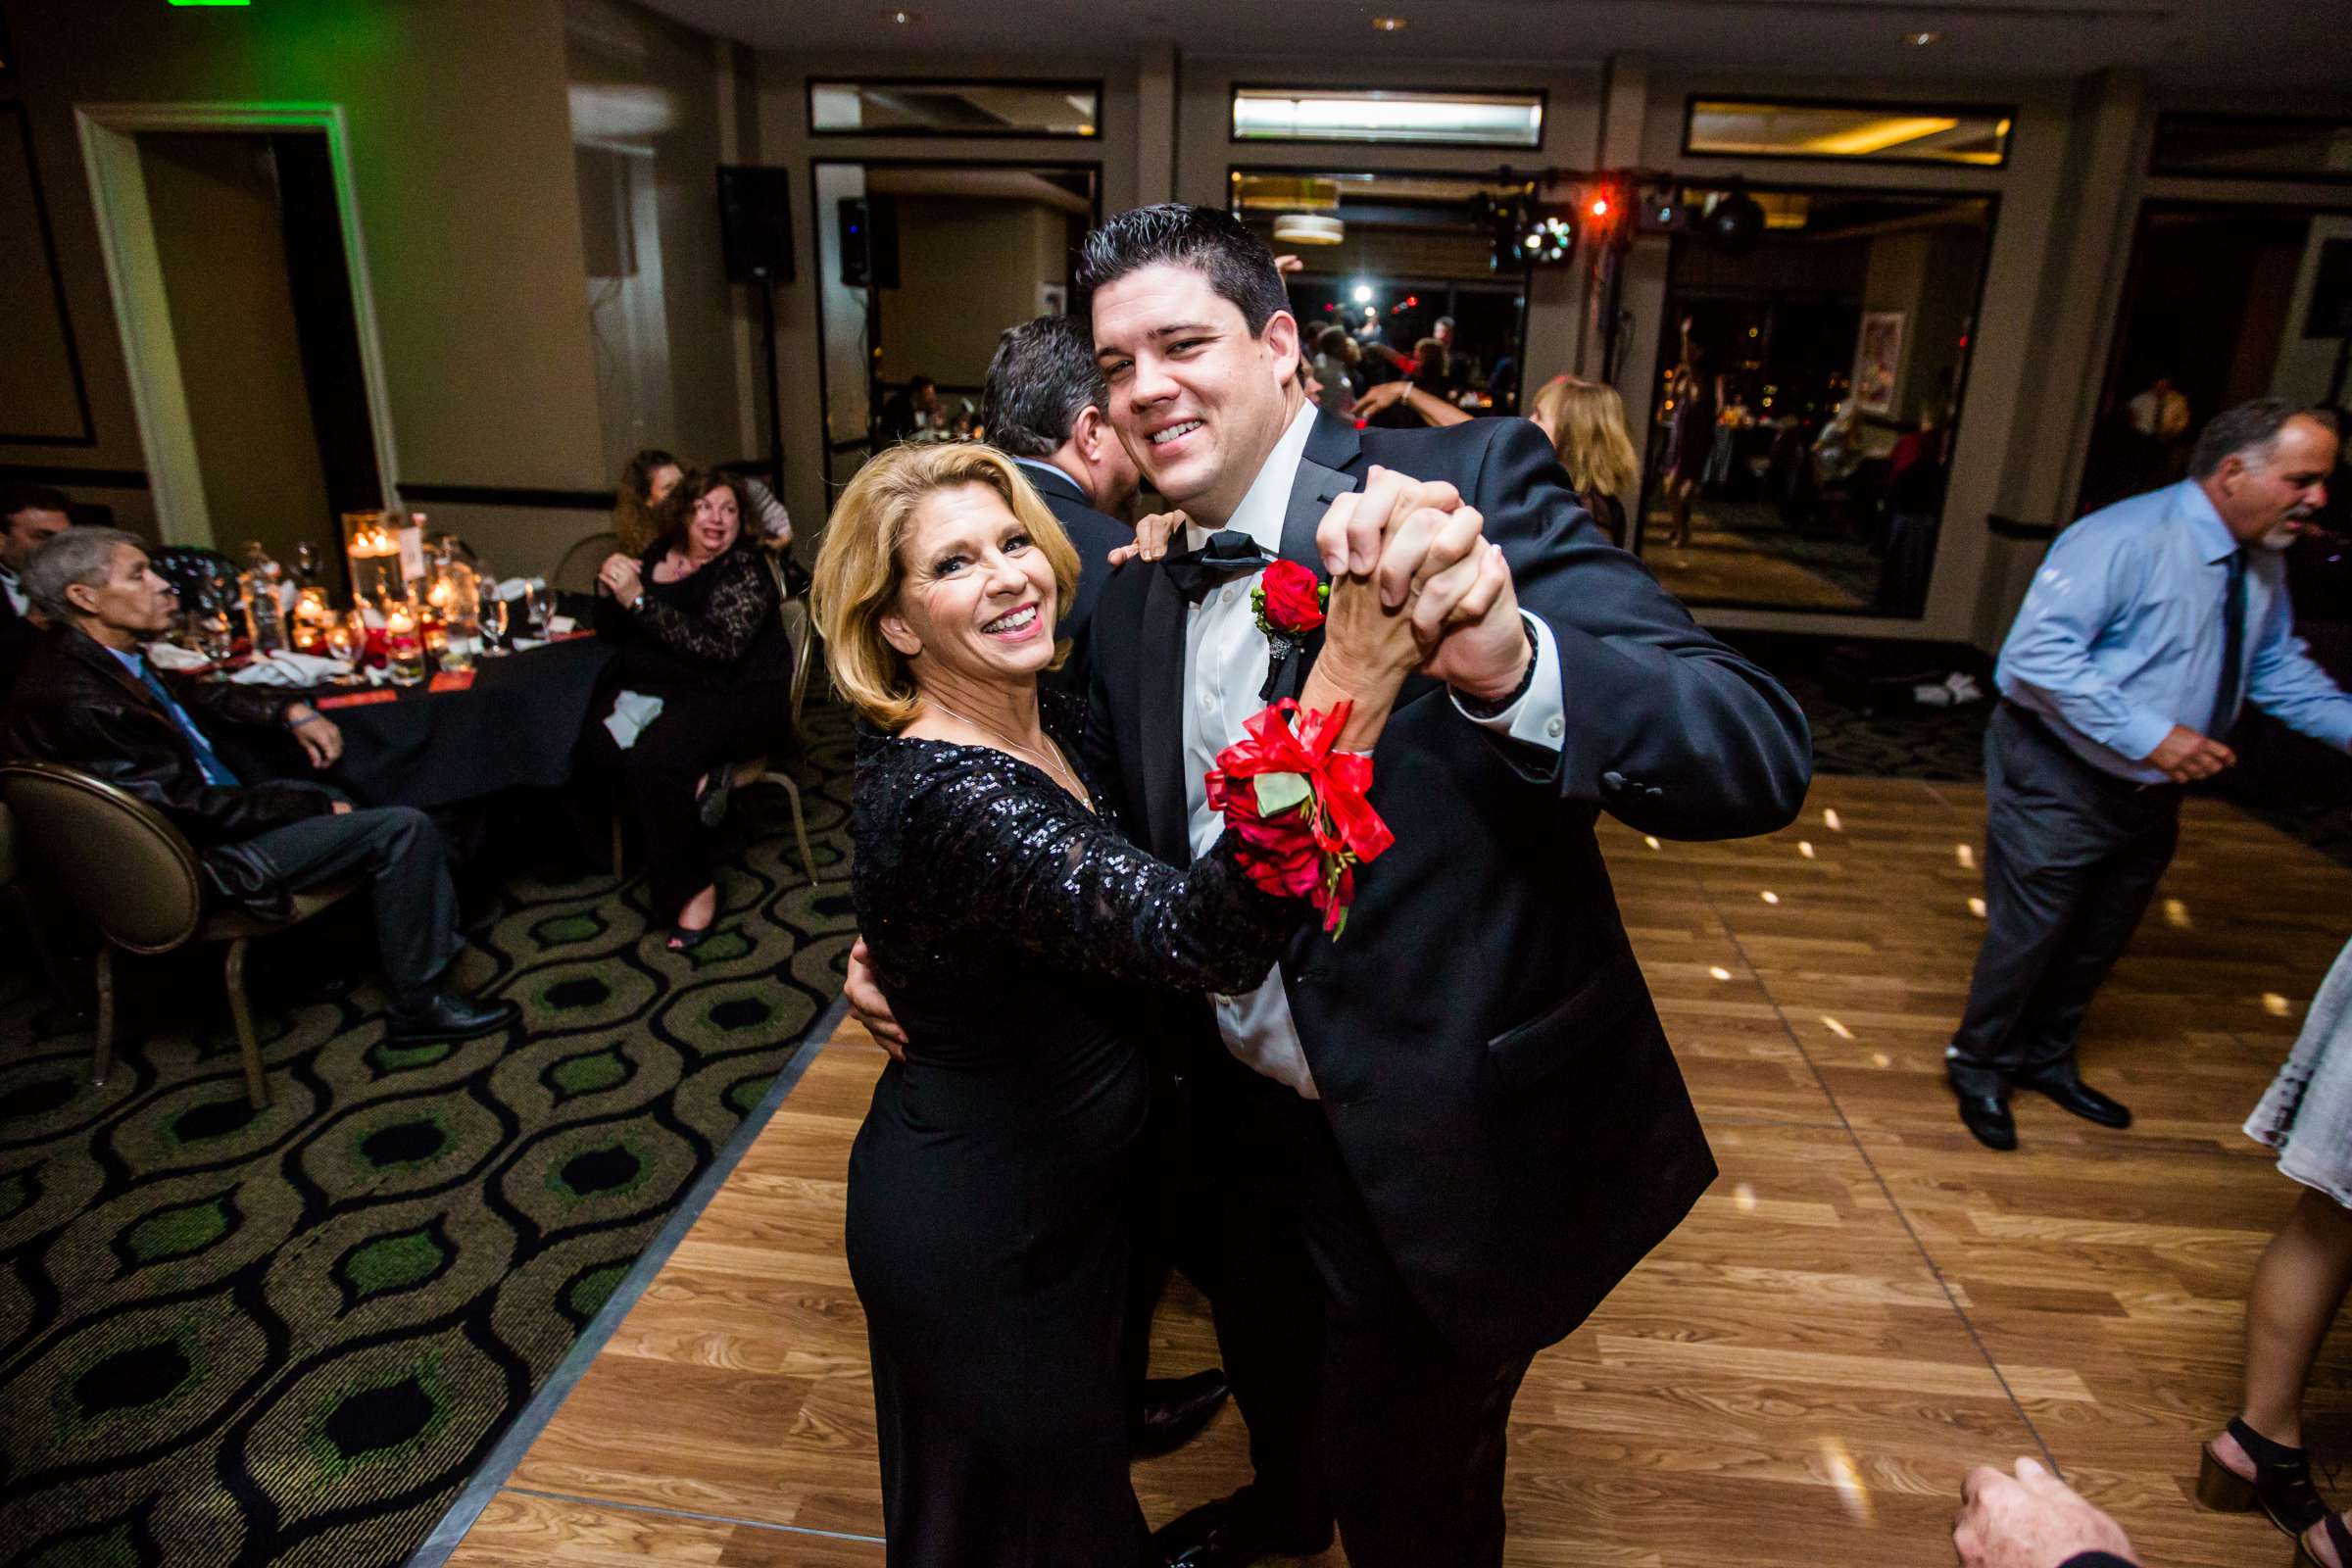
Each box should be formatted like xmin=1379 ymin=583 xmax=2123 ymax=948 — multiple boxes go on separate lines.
xmin=2208 ymin=549 xmax=2247 ymax=740
xmin=130 ymin=659 xmax=241 ymax=787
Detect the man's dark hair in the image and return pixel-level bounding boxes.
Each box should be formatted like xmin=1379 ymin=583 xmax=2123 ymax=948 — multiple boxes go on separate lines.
xmin=2190 ymin=397 xmax=2320 ymax=478
xmin=910 ymin=374 xmax=937 ymax=394
xmin=1 ymin=483 xmax=70 ymax=524
xmin=1075 ymin=204 xmax=1290 ymax=336
xmin=981 ymin=316 xmax=1107 ymax=460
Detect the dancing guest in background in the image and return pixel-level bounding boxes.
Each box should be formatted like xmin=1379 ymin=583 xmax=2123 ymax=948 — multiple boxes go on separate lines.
xmin=2201 ymin=933 xmax=2352 ymax=1566
xmin=1948 ymin=400 xmax=2351 ymax=1151
xmin=1528 ymin=375 xmax=1642 ymax=548
xmin=812 ymin=440 xmax=1447 ymax=1565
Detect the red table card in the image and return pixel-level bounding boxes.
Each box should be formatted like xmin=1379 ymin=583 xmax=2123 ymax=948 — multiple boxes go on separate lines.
xmin=428 ymin=670 xmax=477 ymax=693
xmin=316 ymin=689 xmax=398 ymax=710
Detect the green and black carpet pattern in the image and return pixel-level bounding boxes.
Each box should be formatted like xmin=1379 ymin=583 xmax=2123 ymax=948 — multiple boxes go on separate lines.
xmin=0 ymin=701 xmax=859 ymax=1568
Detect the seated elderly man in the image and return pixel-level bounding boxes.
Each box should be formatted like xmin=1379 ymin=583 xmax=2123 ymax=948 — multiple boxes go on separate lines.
xmin=5 ymin=527 xmax=516 ymax=1045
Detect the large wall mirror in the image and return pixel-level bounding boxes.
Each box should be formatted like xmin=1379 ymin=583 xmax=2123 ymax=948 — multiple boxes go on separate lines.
xmin=811 ymin=159 xmax=1101 ymax=490
xmin=1637 ymin=184 xmax=1996 ymax=615
xmin=1229 ymin=167 xmax=1535 ymax=418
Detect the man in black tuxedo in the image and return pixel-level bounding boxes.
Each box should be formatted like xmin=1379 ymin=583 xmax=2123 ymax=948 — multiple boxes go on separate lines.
xmin=979 ymin=315 xmax=1139 ymax=700
xmin=1075 ymin=207 xmax=1810 ymax=1565
xmin=0 ymin=483 xmax=72 ymax=710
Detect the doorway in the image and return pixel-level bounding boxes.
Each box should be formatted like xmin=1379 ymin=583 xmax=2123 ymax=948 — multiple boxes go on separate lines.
xmin=76 ymin=104 xmax=396 ymax=554
xmin=810 ymin=159 xmax=1101 ymax=491
xmin=1634 ymin=185 xmax=1996 ymax=617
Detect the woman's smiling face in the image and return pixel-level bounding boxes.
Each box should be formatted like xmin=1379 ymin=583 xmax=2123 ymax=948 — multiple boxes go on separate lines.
xmin=882 ymin=482 xmax=1058 ymax=686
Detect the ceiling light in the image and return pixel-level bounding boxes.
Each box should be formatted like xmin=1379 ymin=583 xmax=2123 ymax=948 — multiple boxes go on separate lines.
xmin=884 ymin=8 xmax=917 ymax=23
xmin=1907 ymin=29 xmax=1940 ymax=46
xmin=1273 ymin=213 xmax=1345 ymax=245
xmin=1351 ymin=282 xmax=1373 ymax=304
xmin=1370 ymin=16 xmax=1408 ymax=30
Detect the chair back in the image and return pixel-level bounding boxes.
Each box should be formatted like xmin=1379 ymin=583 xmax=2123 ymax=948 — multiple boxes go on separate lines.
xmin=0 ymin=762 xmax=207 ymax=954
xmin=552 ymin=531 xmax=622 ymax=596
xmin=0 ymin=797 xmax=16 ymax=885
xmin=779 ymin=596 xmax=816 ymax=726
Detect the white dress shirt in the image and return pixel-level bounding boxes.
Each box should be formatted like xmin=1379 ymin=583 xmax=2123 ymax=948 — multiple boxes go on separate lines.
xmin=1 ymin=567 xmax=25 ymax=617
xmin=1182 ymin=401 xmax=1566 ymax=1097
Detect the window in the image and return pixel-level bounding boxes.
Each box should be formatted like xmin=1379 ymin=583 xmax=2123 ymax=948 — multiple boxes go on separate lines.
xmin=808 ymin=80 xmax=1101 ymax=139
xmin=1685 ymin=98 xmax=2011 ymax=168
xmin=1230 ymin=87 xmax=1544 ymax=149
xmin=2151 ymin=116 xmax=2352 ymax=182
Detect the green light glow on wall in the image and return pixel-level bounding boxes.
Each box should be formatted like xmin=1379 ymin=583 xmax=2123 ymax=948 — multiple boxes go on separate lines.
xmin=169 ymin=1 xmax=253 ymax=7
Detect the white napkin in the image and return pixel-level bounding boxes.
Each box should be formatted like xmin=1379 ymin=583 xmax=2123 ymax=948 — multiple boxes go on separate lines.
xmin=603 ymin=690 xmax=664 ymax=750
xmin=146 ymin=641 xmax=213 ymax=671
xmin=228 ymin=651 xmax=355 ymax=686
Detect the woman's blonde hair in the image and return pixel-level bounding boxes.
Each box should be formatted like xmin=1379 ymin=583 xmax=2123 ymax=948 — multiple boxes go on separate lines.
xmin=810 ymin=442 xmax=1082 ymax=729
xmin=1529 ymin=375 xmax=1642 ymax=502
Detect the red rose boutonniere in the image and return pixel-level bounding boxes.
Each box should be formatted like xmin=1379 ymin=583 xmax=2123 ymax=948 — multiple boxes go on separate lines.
xmin=1250 ymin=559 xmax=1329 ymax=702
xmin=1205 ymin=699 xmax=1396 ymax=937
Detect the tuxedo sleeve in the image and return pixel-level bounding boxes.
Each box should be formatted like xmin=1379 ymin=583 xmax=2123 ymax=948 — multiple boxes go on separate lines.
xmin=1464 ymin=416 xmax=1811 ymax=840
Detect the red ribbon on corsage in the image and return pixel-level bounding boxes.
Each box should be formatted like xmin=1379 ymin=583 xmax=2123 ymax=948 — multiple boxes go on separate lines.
xmin=1204 ymin=700 xmax=1396 ymax=937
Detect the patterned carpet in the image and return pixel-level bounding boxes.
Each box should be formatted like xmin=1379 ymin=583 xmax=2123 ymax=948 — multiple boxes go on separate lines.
xmin=0 ymin=700 xmax=858 ymax=1568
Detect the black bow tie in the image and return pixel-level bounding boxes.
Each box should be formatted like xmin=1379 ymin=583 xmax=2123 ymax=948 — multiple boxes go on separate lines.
xmin=1160 ymin=530 xmax=1279 ymax=604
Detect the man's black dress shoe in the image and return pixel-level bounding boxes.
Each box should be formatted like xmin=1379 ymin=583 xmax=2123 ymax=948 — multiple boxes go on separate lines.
xmin=386 ymin=990 xmax=520 ymax=1045
xmin=2015 ymin=1072 xmax=2132 ymax=1129
xmin=1130 ymin=1368 xmax=1230 ymax=1457
xmin=1152 ymin=1487 xmax=1329 ymax=1568
xmin=1954 ymin=1090 xmax=2018 ymax=1152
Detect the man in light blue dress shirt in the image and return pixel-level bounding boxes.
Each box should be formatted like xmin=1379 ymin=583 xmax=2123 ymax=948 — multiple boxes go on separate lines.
xmin=1949 ymin=400 xmax=2350 ymax=1151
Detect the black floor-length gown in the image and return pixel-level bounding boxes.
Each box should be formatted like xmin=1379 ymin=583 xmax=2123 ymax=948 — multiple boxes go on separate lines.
xmin=846 ymin=694 xmax=1304 ymax=1566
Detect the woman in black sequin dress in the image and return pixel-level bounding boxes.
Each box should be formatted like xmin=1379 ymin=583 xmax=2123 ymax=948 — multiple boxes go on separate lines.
xmin=810 ymin=444 xmax=1443 ymax=1565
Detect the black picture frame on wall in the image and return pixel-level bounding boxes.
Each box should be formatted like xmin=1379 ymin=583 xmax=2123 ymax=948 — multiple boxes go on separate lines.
xmin=0 ymin=102 xmax=99 ymax=447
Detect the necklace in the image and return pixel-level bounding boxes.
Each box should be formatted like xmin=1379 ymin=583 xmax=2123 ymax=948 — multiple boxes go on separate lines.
xmin=923 ymin=696 xmax=1088 ymax=802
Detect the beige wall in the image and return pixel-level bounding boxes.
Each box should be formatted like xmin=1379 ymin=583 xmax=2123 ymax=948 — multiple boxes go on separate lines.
xmin=0 ymin=0 xmax=609 ymax=555
xmin=139 ymin=132 xmax=335 ymax=566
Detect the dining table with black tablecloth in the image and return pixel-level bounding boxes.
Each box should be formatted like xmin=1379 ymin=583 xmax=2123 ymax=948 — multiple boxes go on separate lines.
xmin=297 ymin=635 xmax=616 ymax=810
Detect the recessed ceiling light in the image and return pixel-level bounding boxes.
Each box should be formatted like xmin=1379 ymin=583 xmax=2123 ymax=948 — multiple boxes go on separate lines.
xmin=1371 ymin=16 xmax=1408 ymax=30
xmin=1907 ymin=29 xmax=1941 ymax=46
xmin=884 ymin=8 xmax=917 ymax=23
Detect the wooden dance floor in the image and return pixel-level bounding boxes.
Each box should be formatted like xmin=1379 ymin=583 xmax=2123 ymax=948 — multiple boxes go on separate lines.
xmin=447 ymin=775 xmax=2352 ymax=1567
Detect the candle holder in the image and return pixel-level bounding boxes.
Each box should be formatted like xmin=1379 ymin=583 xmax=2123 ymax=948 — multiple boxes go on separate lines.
xmin=385 ymin=601 xmax=426 ymax=686
xmin=343 ymin=511 xmax=407 ymax=609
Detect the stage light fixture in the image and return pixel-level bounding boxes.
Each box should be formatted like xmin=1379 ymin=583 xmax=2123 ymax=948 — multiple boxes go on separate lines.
xmin=1351 ymin=282 xmax=1374 ymax=304
xmin=1699 ymin=183 xmax=1764 ymax=257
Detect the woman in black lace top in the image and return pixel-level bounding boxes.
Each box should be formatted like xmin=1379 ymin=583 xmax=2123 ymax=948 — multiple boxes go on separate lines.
xmin=580 ymin=468 xmax=795 ymax=948
xmin=810 ymin=443 xmax=1426 ymax=1565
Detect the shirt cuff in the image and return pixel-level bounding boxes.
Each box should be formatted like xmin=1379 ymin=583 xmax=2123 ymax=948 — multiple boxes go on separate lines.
xmin=1451 ymin=611 xmax=1565 ymax=754
xmin=2111 ymin=706 xmax=2177 ymax=763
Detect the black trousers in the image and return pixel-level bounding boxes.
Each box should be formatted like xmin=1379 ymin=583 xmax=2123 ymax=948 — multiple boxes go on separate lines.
xmin=242 ymin=793 xmax=464 ymax=1007
xmin=1195 ymin=1045 xmax=1534 ymax=1568
xmin=578 ymin=682 xmax=794 ymax=918
xmin=1948 ymin=703 xmax=2182 ymax=1096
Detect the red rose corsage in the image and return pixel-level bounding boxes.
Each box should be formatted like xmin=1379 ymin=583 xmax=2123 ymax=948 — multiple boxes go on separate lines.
xmin=1250 ymin=560 xmax=1328 ymax=702
xmin=1204 ymin=700 xmax=1395 ymax=937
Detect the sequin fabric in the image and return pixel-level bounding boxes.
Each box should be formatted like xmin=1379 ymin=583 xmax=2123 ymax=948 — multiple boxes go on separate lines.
xmin=851 ymin=692 xmax=1302 ymax=1066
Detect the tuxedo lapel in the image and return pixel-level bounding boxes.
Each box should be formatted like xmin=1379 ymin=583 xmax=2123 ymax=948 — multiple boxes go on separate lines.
xmin=1136 ymin=565 xmax=1191 ymax=865
xmin=1275 ymin=424 xmax=1360 ymax=699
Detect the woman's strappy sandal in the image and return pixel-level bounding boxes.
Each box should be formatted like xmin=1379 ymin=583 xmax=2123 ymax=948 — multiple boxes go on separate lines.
xmin=2296 ymin=1511 xmax=2352 ymax=1567
xmin=2201 ymin=1418 xmax=2330 ymax=1539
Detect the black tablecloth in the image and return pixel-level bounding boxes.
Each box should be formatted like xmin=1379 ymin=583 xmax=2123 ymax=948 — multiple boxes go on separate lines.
xmin=316 ymin=636 xmax=615 ymax=809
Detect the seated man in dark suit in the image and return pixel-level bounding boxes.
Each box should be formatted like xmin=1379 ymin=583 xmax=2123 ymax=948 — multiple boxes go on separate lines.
xmin=0 ymin=482 xmax=73 ymax=709
xmin=5 ymin=527 xmax=516 ymax=1046
xmin=980 ymin=314 xmax=1140 ymax=699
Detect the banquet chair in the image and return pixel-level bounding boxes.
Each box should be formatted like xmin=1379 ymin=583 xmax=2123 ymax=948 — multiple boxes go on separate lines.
xmin=0 ymin=761 xmax=365 ymax=1109
xmin=552 ymin=530 xmax=622 ymax=596
xmin=730 ymin=595 xmax=821 ymax=884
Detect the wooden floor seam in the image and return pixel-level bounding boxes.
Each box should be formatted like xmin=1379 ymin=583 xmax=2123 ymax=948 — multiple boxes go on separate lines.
xmin=1683 ymin=856 xmax=2067 ymax=1479
xmin=502 ymin=1487 xmax=889 ymax=1544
